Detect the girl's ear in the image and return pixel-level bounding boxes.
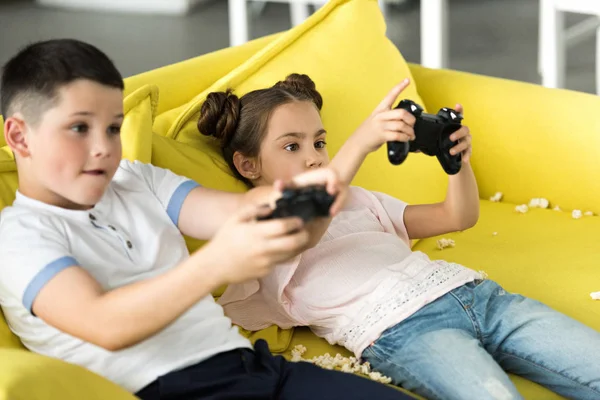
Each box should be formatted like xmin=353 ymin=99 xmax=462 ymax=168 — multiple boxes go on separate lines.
xmin=233 ymin=151 xmax=261 ymax=181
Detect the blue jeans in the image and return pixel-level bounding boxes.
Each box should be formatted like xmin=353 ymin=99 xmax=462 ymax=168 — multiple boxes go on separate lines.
xmin=362 ymin=280 xmax=600 ymax=400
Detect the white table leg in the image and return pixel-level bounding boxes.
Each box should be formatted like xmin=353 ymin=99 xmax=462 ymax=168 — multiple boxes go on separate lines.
xmin=540 ymin=0 xmax=566 ymax=89
xmin=290 ymin=2 xmax=311 ymax=27
xmin=229 ymin=0 xmax=249 ymax=47
xmin=420 ymin=0 xmax=448 ymax=69
xmin=378 ymin=0 xmax=387 ymax=20
xmin=597 ymin=25 xmax=600 ymax=94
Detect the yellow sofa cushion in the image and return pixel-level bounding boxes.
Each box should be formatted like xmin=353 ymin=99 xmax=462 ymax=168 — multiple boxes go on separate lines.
xmin=0 ymin=84 xmax=159 ymax=348
xmin=413 ymin=201 xmax=600 ymax=329
xmin=0 ymin=349 xmax=136 ymax=400
xmin=126 ymin=34 xmax=280 ymax=137
xmin=161 ymin=0 xmax=447 ymax=207
xmin=409 ymin=64 xmax=600 ymax=215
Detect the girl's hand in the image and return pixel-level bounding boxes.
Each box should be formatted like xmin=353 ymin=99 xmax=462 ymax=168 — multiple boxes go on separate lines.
xmin=350 ymin=79 xmax=416 ymax=154
xmin=448 ymin=104 xmax=473 ymax=163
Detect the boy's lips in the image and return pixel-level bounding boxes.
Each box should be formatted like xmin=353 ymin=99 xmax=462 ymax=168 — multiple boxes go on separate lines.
xmin=83 ymin=169 xmax=106 ymax=176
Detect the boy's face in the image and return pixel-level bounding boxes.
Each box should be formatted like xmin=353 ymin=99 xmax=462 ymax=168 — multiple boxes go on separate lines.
xmin=7 ymin=79 xmax=123 ymax=210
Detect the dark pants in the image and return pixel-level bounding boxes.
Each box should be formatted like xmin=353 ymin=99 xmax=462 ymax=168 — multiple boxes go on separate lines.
xmin=136 ymin=340 xmax=413 ymax=400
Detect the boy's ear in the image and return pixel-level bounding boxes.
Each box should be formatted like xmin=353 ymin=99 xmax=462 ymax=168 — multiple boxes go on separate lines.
xmin=233 ymin=151 xmax=260 ymax=181
xmin=4 ymin=115 xmax=31 ymax=157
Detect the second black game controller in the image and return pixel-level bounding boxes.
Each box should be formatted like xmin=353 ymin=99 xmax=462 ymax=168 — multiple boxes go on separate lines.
xmin=257 ymin=185 xmax=336 ymax=223
xmin=387 ymin=99 xmax=463 ymax=175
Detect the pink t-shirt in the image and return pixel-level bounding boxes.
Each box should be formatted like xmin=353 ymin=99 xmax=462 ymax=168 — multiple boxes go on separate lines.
xmin=219 ymin=186 xmax=481 ymax=357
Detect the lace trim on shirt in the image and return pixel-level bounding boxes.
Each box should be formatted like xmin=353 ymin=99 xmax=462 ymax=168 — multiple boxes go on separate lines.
xmin=337 ymin=262 xmax=468 ymax=349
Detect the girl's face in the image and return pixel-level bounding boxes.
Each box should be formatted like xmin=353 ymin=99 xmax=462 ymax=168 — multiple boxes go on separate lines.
xmin=253 ymin=101 xmax=329 ymax=186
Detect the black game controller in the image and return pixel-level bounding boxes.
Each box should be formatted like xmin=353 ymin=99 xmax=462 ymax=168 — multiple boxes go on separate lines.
xmin=257 ymin=185 xmax=336 ymax=223
xmin=387 ymin=99 xmax=463 ymax=175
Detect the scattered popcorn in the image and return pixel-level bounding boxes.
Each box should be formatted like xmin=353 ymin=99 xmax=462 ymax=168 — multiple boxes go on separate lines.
xmin=290 ymin=345 xmax=392 ymax=383
xmin=553 ymin=205 xmax=561 ymax=212
xmin=584 ymin=211 xmax=594 ymax=216
xmin=291 ymin=345 xmax=306 ymax=361
xmin=572 ymin=210 xmax=583 ymax=219
xmin=492 ymin=232 xmax=498 ymax=236
xmin=528 ymin=198 xmax=549 ymax=209
xmin=437 ymin=238 xmax=455 ymax=250
xmin=368 ymin=371 xmax=393 ymax=384
xmin=515 ymin=204 xmax=529 ymax=214
xmin=591 ymin=291 xmax=600 ymax=300
xmin=490 ymin=192 xmax=503 ymax=202
xmin=478 ymin=270 xmax=489 ymax=280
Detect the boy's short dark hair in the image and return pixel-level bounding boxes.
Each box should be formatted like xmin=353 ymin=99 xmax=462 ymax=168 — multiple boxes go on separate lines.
xmin=0 ymin=39 xmax=124 ymax=123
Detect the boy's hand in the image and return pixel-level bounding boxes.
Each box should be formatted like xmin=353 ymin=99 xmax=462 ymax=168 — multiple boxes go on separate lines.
xmin=202 ymin=205 xmax=309 ymax=285
xmin=350 ymin=78 xmax=416 ymax=154
xmin=447 ymin=104 xmax=473 ymax=163
xmin=278 ymin=167 xmax=348 ymax=216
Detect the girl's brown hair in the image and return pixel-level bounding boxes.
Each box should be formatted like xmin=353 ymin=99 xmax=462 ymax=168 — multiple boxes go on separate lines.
xmin=198 ymin=73 xmax=323 ymax=187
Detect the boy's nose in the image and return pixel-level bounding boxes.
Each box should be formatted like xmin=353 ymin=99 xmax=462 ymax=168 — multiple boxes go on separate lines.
xmin=90 ymin=135 xmax=112 ymax=158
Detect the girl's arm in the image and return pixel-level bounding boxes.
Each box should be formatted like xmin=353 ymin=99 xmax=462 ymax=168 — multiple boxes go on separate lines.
xmin=403 ymin=105 xmax=479 ymax=240
xmin=330 ymin=79 xmax=415 ymax=185
xmin=332 ymin=96 xmax=479 ymax=241
xmin=404 ymin=161 xmax=479 ymax=240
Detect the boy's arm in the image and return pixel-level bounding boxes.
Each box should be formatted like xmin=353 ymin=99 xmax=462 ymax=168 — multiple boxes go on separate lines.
xmin=30 ymin=205 xmax=310 ymax=351
xmin=178 ymin=169 xmax=347 ymax=242
xmin=177 ymin=185 xmax=277 ymax=240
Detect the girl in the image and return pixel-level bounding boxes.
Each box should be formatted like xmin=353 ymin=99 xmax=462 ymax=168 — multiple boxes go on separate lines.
xmin=198 ymin=74 xmax=600 ymax=400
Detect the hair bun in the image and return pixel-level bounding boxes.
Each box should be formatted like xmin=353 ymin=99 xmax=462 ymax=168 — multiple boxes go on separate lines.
xmin=198 ymin=89 xmax=240 ymax=146
xmin=274 ymin=73 xmax=323 ymax=110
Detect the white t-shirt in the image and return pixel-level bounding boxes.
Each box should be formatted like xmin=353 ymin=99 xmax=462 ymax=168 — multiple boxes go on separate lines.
xmin=0 ymin=160 xmax=251 ymax=393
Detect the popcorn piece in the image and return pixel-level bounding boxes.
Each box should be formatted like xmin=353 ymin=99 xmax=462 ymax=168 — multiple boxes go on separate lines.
xmin=553 ymin=205 xmax=561 ymax=212
xmin=490 ymin=192 xmax=503 ymax=202
xmin=572 ymin=210 xmax=583 ymax=219
xmin=591 ymin=291 xmax=600 ymax=300
xmin=584 ymin=211 xmax=594 ymax=216
xmin=291 ymin=345 xmax=391 ymax=383
xmin=368 ymin=371 xmax=393 ymax=384
xmin=515 ymin=204 xmax=529 ymax=214
xmin=492 ymin=232 xmax=498 ymax=236
xmin=437 ymin=238 xmax=455 ymax=250
xmin=528 ymin=198 xmax=549 ymax=209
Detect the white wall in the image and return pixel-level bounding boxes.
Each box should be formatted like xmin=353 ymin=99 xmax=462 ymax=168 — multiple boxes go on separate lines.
xmin=35 ymin=0 xmax=209 ymax=15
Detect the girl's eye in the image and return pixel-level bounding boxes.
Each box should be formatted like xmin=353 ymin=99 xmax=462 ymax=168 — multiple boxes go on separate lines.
xmin=284 ymin=143 xmax=299 ymax=152
xmin=315 ymin=140 xmax=327 ymax=149
xmin=71 ymin=123 xmax=89 ymax=134
xmin=108 ymin=125 xmax=122 ymax=135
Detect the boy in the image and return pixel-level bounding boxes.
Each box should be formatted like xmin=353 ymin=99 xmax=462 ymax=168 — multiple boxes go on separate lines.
xmin=0 ymin=39 xmax=413 ymax=399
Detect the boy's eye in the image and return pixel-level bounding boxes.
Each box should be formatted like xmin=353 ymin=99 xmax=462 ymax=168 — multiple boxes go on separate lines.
xmin=70 ymin=123 xmax=89 ymax=134
xmin=108 ymin=125 xmax=122 ymax=135
xmin=315 ymin=140 xmax=327 ymax=149
xmin=284 ymin=143 xmax=299 ymax=152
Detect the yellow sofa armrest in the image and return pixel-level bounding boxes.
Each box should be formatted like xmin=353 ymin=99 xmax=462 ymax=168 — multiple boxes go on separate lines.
xmin=410 ymin=64 xmax=600 ymax=214
xmin=124 ymin=34 xmax=279 ymax=116
xmin=0 ymin=349 xmax=136 ymax=400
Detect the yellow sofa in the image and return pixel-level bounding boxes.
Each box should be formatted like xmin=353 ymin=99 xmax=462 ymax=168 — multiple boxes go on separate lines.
xmin=1 ymin=1 xmax=599 ymax=399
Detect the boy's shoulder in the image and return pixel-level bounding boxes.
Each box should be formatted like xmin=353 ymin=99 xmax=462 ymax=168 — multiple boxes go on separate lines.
xmin=0 ymin=204 xmax=67 ymax=250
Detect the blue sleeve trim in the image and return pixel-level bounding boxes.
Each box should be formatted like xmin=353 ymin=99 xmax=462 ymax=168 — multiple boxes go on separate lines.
xmin=23 ymin=256 xmax=79 ymax=314
xmin=166 ymin=180 xmax=201 ymax=226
